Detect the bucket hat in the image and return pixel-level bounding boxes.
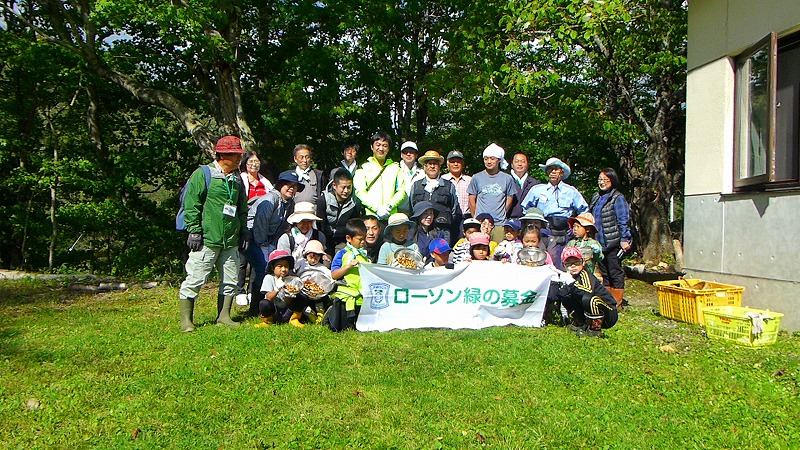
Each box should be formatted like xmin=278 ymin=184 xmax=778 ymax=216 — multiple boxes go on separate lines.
xmin=384 ymin=213 xmax=416 ymax=238
xmin=287 ymin=202 xmax=321 ymax=224
xmin=267 ymin=249 xmax=294 ymax=272
xmin=214 ymin=135 xmax=246 ymax=154
xmin=539 ymin=157 xmax=571 ymax=180
xmin=410 ymin=201 xmax=437 ymax=220
xmin=303 ymin=239 xmax=325 ymax=256
xmin=567 ymin=212 xmax=597 ymax=231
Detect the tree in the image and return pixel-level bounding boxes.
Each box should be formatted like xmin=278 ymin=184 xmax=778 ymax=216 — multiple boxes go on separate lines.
xmin=6 ymin=0 xmax=259 ymax=155
xmin=497 ymin=0 xmax=687 ymax=262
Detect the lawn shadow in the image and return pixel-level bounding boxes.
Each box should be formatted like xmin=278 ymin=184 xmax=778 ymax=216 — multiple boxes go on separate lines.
xmin=0 ymin=280 xmax=96 ymax=308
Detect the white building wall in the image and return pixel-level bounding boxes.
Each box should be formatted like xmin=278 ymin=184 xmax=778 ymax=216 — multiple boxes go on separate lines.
xmin=685 ymin=0 xmax=800 ymax=331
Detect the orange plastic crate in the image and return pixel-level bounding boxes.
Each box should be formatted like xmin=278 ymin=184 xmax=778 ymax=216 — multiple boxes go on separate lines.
xmin=653 ymin=279 xmax=744 ymax=325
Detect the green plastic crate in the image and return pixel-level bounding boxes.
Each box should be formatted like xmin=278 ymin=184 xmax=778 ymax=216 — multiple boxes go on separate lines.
xmin=703 ymin=306 xmax=783 ymax=347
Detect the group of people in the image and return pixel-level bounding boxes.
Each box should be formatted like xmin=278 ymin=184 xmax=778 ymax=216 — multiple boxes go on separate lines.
xmin=177 ymin=132 xmax=633 ymax=337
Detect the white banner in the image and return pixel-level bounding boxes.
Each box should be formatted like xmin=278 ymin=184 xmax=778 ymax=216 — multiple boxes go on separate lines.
xmin=356 ymin=261 xmax=553 ymax=332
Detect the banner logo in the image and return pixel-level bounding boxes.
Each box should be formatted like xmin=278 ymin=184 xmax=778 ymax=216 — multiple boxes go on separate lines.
xmin=368 ymin=282 xmax=390 ymax=310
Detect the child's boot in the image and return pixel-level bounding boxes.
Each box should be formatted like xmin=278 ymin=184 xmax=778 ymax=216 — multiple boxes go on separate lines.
xmin=289 ymin=311 xmax=306 ymax=328
xmin=567 ymin=313 xmax=585 ymax=333
xmin=179 ymin=298 xmax=196 ymax=332
xmin=254 ymin=315 xmax=274 ymax=328
xmin=609 ymin=288 xmax=624 ymax=311
xmin=216 ymin=294 xmax=240 ymax=327
xmin=304 ymin=306 xmax=319 ymax=324
xmin=582 ymin=316 xmax=604 ymax=337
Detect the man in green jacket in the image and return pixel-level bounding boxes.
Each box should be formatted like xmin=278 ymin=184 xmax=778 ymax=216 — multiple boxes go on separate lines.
xmin=179 ymin=135 xmax=248 ymax=332
xmin=353 ymin=131 xmax=406 ymax=221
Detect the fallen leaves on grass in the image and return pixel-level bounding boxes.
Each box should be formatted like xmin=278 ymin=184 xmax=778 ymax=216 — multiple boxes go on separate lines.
xmin=659 ymin=344 xmax=676 ymax=353
xmin=352 ymin=390 xmax=364 ymax=397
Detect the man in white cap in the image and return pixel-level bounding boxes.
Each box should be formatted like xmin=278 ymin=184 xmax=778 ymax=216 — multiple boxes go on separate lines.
xmin=441 ymin=150 xmax=472 ymax=218
xmin=396 ymin=140 xmax=425 ymax=214
xmin=467 ymin=143 xmax=517 ymax=243
xmin=522 ymin=157 xmax=588 ymax=269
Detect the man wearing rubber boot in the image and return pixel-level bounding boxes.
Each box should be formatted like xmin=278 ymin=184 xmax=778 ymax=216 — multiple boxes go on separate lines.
xmin=555 ymin=246 xmax=618 ymax=337
xmin=178 ymin=135 xmax=248 ymax=332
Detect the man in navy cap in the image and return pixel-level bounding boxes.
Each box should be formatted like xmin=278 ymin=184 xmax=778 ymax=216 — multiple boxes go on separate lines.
xmin=442 ymin=150 xmax=472 ymax=219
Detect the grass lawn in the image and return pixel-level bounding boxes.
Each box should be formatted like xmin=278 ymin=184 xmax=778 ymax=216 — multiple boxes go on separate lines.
xmin=1 ymin=278 xmax=798 ymax=449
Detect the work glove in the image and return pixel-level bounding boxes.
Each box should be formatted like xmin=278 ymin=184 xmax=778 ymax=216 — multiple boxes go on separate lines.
xmin=187 ymin=233 xmax=204 ymax=252
xmin=548 ymin=265 xmax=574 ymax=286
xmin=376 ymin=206 xmax=391 ymax=220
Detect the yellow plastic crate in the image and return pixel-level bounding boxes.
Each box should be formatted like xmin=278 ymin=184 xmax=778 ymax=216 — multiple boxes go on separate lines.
xmin=653 ymin=279 xmax=744 ymax=325
xmin=703 ymin=306 xmax=783 ymax=347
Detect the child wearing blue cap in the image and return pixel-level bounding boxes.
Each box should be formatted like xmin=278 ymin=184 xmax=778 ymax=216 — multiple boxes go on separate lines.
xmin=493 ymin=218 xmax=523 ymax=263
xmin=425 ymin=238 xmax=452 ymax=268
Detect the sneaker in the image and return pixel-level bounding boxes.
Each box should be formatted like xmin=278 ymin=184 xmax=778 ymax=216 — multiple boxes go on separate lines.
xmin=579 ymin=328 xmax=603 ymax=338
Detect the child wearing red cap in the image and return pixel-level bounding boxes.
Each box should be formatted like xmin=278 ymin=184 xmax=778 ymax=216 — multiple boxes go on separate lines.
xmin=555 ymin=246 xmax=618 ymax=337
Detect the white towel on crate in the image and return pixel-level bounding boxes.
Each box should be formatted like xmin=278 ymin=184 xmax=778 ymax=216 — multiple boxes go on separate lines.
xmin=745 ymin=312 xmax=764 ymax=337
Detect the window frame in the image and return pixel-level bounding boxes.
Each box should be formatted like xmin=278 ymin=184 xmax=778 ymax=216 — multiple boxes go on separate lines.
xmin=733 ymin=32 xmax=777 ymax=189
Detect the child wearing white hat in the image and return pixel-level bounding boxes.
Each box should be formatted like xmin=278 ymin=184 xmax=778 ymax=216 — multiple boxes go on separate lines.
xmin=276 ymin=201 xmax=328 ymax=266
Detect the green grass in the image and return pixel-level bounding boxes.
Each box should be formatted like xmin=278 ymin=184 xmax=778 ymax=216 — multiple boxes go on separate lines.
xmin=1 ymin=279 xmax=798 ymax=449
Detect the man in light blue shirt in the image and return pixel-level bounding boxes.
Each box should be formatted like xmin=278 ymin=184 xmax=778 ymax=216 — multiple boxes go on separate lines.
xmin=522 ymin=157 xmax=587 ymax=268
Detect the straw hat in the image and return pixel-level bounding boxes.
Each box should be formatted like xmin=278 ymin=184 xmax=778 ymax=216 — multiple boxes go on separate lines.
xmin=418 ymin=150 xmax=444 ymax=165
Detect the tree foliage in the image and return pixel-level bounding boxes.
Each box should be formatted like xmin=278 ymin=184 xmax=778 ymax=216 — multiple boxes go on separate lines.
xmin=0 ymin=0 xmax=687 ymax=275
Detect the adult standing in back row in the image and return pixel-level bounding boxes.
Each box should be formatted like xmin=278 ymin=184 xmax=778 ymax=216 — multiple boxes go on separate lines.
xmin=467 ymin=143 xmax=517 ymax=243
xmin=441 ymin=150 xmax=472 ymax=219
xmin=292 ymin=144 xmax=326 ymax=220
xmin=353 ymin=132 xmax=406 ymax=221
xmin=588 ymin=168 xmax=632 ymax=310
xmin=522 ymin=157 xmax=587 ymax=269
xmin=509 ymin=151 xmax=540 ymax=219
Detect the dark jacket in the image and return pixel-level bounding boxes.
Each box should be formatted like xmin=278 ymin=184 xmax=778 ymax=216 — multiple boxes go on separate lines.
xmin=409 ymin=178 xmax=462 ymax=228
xmin=321 ymin=185 xmax=364 ymax=243
xmin=510 ymin=175 xmax=540 ymax=218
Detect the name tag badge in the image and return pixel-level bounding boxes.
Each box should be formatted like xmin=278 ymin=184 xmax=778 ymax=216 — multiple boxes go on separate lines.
xmin=223 ymin=204 xmax=237 ymax=217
